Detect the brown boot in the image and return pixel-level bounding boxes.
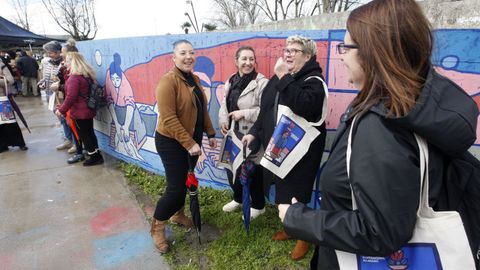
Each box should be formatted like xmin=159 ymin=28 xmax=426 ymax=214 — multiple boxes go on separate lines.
xmin=150 ymin=218 xmax=169 ymax=253
xmin=170 ymin=206 xmax=193 ymax=228
xmin=291 ymin=240 xmax=309 ymax=260
xmin=272 ymin=230 xmax=290 ymax=241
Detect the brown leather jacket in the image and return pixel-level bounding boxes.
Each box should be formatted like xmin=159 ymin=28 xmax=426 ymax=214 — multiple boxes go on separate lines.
xmin=155 ymin=67 xmax=215 ymax=150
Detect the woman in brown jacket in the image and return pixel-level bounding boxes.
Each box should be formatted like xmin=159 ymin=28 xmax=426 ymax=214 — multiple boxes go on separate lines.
xmin=150 ymin=40 xmax=217 ymax=253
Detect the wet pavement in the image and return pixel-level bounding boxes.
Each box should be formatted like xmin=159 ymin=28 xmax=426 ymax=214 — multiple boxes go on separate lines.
xmin=0 ymin=96 xmax=169 ymax=270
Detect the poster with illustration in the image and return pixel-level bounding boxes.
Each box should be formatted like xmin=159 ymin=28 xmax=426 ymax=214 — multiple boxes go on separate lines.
xmin=264 ymin=117 xmax=305 ymax=166
xmin=0 ymin=97 xmax=15 ymax=124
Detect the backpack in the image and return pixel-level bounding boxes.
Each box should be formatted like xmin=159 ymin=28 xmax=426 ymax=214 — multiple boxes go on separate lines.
xmin=444 ymin=151 xmax=480 ymax=269
xmin=86 ymin=81 xmax=107 ymax=110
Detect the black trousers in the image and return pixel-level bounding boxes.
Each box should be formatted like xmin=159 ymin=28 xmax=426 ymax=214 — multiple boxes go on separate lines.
xmin=227 ymin=164 xmax=265 ymax=209
xmin=74 ymin=118 xmax=98 ymax=153
xmin=154 ymin=132 xmax=199 ymax=221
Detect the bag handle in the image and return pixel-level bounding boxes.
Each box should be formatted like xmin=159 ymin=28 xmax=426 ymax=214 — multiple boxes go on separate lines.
xmin=273 ymin=76 xmax=329 ymax=127
xmin=346 ymin=115 xmax=427 ymax=213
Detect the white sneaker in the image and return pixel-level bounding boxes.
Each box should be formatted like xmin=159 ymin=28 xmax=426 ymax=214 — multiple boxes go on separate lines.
xmin=222 ymin=200 xmax=241 ymax=212
xmin=56 ymin=140 xmax=72 ymax=150
xmin=242 ymin=208 xmax=266 ymax=221
xmin=67 ymin=145 xmax=77 ymax=154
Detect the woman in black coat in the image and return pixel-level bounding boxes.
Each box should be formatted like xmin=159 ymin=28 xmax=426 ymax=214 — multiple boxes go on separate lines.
xmin=243 ymin=35 xmax=328 ymax=260
xmin=278 ymin=1 xmax=478 ymax=269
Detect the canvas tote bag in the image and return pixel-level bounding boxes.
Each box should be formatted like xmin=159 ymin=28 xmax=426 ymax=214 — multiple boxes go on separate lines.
xmin=260 ymin=76 xmax=328 ymax=179
xmin=218 ymin=120 xmax=251 ymax=181
xmin=335 ymin=115 xmax=475 ymax=269
xmin=0 ymin=76 xmax=16 ymax=124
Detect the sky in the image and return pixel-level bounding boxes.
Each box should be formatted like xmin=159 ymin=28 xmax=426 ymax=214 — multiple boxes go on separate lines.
xmin=0 ymin=0 xmax=216 ymax=39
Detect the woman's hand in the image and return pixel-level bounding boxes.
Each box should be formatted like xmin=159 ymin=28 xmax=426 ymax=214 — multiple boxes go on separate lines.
xmin=50 ymin=81 xmax=60 ymax=92
xmin=278 ymin=197 xmax=298 ymax=222
xmin=208 ymin=138 xmax=217 ymax=148
xmin=220 ymin=123 xmax=229 ymax=136
xmin=274 ymin=57 xmax=288 ymax=79
xmin=228 ymin=110 xmax=244 ymax=121
xmin=241 ymin=134 xmax=255 ymax=147
xmin=54 ymin=109 xmax=63 ymax=118
xmin=188 ymin=143 xmax=202 ymax=156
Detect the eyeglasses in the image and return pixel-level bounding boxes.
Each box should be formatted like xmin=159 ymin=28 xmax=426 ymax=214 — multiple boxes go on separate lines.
xmin=283 ymin=48 xmax=304 ymax=56
xmin=336 ymin=42 xmax=359 ymax=54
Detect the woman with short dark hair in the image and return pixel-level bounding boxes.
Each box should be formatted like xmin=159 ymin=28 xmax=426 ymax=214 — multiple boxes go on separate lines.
xmin=150 ymin=40 xmax=217 ymax=253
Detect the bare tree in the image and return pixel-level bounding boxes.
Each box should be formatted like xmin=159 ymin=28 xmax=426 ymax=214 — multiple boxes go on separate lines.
xmin=212 ymin=0 xmax=245 ymax=28
xmin=9 ymin=0 xmax=31 ymax=30
xmin=41 ymin=0 xmax=97 ymax=40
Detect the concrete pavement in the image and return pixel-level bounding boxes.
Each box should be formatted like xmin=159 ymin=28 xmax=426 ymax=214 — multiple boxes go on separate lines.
xmin=0 ymin=96 xmax=169 ymax=270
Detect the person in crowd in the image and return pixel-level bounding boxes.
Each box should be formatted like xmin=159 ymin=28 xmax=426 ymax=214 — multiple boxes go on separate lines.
xmin=0 ymin=60 xmax=28 ymax=152
xmin=51 ymin=38 xmax=84 ymax=164
xmin=16 ymin=50 xmax=39 ymax=97
xmin=54 ymin=52 xmax=104 ymax=166
xmin=218 ymin=46 xmax=268 ymax=219
xmin=6 ymin=51 xmax=22 ymax=94
xmin=242 ymin=35 xmax=328 ymax=260
xmin=41 ymin=41 xmax=73 ymax=152
xmin=150 ymin=39 xmax=217 ymax=253
xmin=277 ymin=1 xmax=478 ymax=269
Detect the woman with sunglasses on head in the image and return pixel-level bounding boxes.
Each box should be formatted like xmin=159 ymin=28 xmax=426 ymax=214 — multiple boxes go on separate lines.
xmin=219 ymin=46 xmax=269 ymax=219
xmin=277 ymin=1 xmax=478 ymax=269
xmin=150 ymin=40 xmax=217 ymax=254
xmin=242 ymin=35 xmax=327 ymax=260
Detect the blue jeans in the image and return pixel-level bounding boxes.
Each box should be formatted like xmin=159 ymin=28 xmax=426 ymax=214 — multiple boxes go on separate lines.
xmin=60 ymin=117 xmax=73 ymax=142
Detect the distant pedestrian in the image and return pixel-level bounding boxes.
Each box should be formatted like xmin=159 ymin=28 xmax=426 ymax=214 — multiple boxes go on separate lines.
xmin=55 ymin=52 xmax=104 ymax=166
xmin=0 ymin=60 xmax=28 ymax=153
xmin=16 ymin=50 xmax=39 ymax=96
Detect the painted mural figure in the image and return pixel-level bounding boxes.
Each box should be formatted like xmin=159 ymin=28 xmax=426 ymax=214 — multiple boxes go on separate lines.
xmin=105 ymin=53 xmax=146 ymax=161
xmin=277 ymin=1 xmax=478 ymax=269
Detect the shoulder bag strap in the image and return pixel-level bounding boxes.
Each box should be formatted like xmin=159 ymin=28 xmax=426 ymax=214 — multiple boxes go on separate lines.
xmin=346 ymin=115 xmax=427 ymax=212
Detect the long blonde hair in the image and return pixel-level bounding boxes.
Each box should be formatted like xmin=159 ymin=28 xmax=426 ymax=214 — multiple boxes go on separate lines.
xmin=66 ymin=52 xmax=96 ymax=79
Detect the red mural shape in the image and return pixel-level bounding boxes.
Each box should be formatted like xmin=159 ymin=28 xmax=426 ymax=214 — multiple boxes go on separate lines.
xmin=90 ymin=207 xmax=144 ymax=237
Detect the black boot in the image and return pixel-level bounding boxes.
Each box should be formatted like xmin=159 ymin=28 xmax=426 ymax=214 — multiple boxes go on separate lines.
xmin=83 ymin=150 xmax=104 ymax=166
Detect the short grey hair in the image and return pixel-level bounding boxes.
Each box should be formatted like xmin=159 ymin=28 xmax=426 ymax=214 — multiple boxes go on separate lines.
xmin=43 ymin=41 xmax=62 ymax=52
xmin=286 ymin=35 xmax=317 ymax=56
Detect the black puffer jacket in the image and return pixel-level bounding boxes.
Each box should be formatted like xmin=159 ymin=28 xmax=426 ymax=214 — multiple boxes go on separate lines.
xmin=283 ymin=68 xmax=478 ymax=269
xmin=248 ymin=57 xmax=327 ymax=204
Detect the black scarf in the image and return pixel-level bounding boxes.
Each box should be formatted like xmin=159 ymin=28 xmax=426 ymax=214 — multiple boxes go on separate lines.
xmin=226 ymin=70 xmax=257 ymax=113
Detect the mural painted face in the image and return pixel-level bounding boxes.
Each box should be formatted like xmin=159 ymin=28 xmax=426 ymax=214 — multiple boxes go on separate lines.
xmin=284 ymin=42 xmax=310 ymax=74
xmin=341 ymin=32 xmax=365 ymax=89
xmin=111 ymin=73 xmax=122 ymax=88
xmin=235 ymin=50 xmax=255 ymax=76
xmin=173 ymin=43 xmax=196 ymax=73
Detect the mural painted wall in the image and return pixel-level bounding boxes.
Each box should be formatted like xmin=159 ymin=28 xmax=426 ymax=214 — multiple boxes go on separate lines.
xmin=77 ymin=29 xmax=480 ymax=206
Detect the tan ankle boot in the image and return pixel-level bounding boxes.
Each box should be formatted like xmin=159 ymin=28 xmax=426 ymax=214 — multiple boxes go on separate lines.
xmin=291 ymin=240 xmax=309 ymax=260
xmin=170 ymin=206 xmax=193 ymax=228
xmin=150 ymin=218 xmax=169 ymax=253
xmin=271 ymin=230 xmax=290 ymax=241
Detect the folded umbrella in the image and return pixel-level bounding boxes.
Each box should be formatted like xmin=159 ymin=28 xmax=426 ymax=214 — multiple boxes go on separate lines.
xmin=240 ymin=144 xmax=255 ymax=233
xmin=186 ymin=156 xmax=201 ymax=244
xmin=7 ymin=93 xmax=30 ymax=133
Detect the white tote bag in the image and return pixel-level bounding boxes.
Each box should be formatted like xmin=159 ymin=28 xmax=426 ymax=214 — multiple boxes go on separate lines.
xmin=335 ymin=115 xmax=475 ymax=270
xmin=218 ymin=120 xmax=251 ymax=181
xmin=260 ymin=76 xmax=328 ymax=179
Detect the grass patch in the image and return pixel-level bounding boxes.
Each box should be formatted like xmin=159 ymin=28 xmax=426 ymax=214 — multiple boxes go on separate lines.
xmin=120 ymin=163 xmax=311 ymax=270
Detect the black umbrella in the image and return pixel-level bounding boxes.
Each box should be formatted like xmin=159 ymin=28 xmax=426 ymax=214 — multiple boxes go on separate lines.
xmin=7 ymin=93 xmax=31 ymax=133
xmin=240 ymin=144 xmax=255 ymax=233
xmin=186 ymin=156 xmax=201 ymax=244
